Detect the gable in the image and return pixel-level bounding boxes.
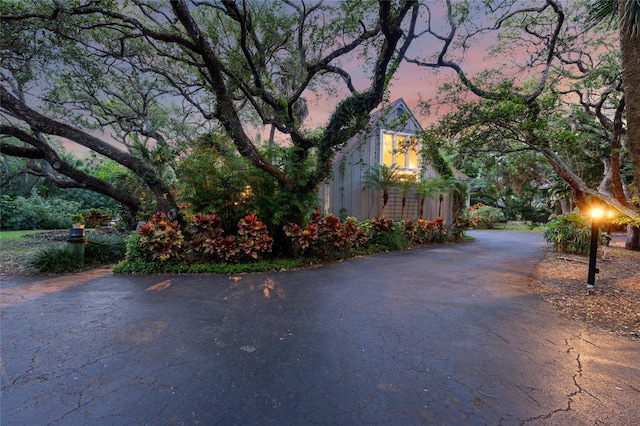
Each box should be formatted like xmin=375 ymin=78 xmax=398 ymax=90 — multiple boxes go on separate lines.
xmin=332 ymin=98 xmax=423 ymax=167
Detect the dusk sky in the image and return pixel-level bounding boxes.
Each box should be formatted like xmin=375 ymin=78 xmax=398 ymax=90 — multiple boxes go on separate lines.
xmin=65 ymin=1 xmax=511 ymax=155
xmin=299 ymin=2 xmax=505 ymax=134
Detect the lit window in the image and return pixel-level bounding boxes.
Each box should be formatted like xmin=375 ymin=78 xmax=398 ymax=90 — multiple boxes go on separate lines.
xmin=381 ymin=131 xmax=419 ymax=175
xmin=382 ymin=133 xmax=394 ymax=167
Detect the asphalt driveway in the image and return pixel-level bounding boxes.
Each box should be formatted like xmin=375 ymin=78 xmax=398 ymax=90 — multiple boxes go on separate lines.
xmin=1 ymin=231 xmax=639 ymax=425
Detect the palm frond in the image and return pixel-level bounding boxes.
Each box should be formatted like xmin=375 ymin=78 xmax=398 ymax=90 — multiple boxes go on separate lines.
xmin=621 ymin=0 xmax=640 ymax=37
xmin=587 ymin=0 xmax=618 ymax=28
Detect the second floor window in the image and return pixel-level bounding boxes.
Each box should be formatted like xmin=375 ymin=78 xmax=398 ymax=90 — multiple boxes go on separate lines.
xmin=381 ymin=131 xmax=419 ymax=174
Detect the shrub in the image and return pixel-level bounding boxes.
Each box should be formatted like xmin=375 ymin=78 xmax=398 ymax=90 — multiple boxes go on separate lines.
xmin=544 ymin=214 xmax=607 ymax=255
xmin=7 ymin=192 xmax=81 ymax=229
xmin=30 ymin=234 xmax=127 ymax=273
xmin=433 ymin=216 xmax=447 ymax=243
xmin=30 ymin=245 xmax=82 ymax=273
xmin=0 ymin=195 xmax=19 ymax=230
xmin=369 ymin=216 xmax=395 ymax=236
xmin=283 ymin=222 xmax=319 ymax=256
xmin=84 ymin=210 xmax=113 ymax=228
xmin=343 ymin=218 xmax=368 ymax=249
xmin=236 ymin=214 xmax=273 ymax=261
xmin=467 ymin=204 xmax=505 ymax=229
xmin=138 ymin=212 xmax=185 ymax=261
xmin=189 ymin=213 xmax=228 ymax=261
xmin=284 ymin=212 xmax=368 ymax=258
xmin=124 ymin=233 xmax=153 ymax=263
xmin=368 ymin=217 xmax=408 ymax=250
xmin=85 ymin=235 xmax=126 ymax=264
xmin=413 ymin=219 xmax=438 ymax=245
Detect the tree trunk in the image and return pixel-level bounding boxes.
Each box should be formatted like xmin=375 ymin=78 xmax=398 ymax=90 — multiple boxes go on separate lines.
xmin=619 ymin=0 xmax=640 ymax=251
xmin=619 ymin=0 xmax=640 ymax=196
xmin=625 ymin=225 xmax=640 ymax=250
xmin=560 ymin=198 xmax=572 ymax=215
xmin=268 ymin=124 xmax=275 ymax=150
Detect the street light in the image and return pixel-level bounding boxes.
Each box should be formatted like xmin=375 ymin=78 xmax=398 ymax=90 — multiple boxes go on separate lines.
xmin=586 ymin=207 xmax=604 ymax=289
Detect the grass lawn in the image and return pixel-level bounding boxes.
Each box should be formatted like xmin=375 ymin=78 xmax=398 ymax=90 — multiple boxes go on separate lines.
xmin=490 ymin=223 xmax=544 ymax=232
xmin=0 ymin=229 xmax=48 ymax=242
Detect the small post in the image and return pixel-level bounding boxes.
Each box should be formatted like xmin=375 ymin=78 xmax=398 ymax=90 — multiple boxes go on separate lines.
xmin=68 ymin=226 xmax=87 ymax=267
xmin=586 ymin=218 xmax=599 ymax=288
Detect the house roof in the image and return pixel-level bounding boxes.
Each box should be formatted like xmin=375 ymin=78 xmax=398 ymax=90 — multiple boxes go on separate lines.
xmin=453 ymin=169 xmax=470 ymax=180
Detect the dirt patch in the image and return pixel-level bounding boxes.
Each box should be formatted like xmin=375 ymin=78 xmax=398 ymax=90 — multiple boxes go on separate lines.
xmin=530 ymin=237 xmax=640 ymax=341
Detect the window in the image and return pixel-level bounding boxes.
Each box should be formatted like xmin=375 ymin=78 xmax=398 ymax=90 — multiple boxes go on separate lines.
xmin=380 ymin=131 xmax=419 ymax=177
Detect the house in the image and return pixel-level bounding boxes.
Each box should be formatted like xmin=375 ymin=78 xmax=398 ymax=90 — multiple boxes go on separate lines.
xmin=318 ymin=98 xmax=457 ymax=224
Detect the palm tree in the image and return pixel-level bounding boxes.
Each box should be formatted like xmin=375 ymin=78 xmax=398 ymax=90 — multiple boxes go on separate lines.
xmin=416 ymin=177 xmax=442 ymax=219
xmin=397 ymin=175 xmax=417 ymax=219
xmin=435 ymin=177 xmax=458 ymax=218
xmin=589 ymin=0 xmax=640 ymax=250
xmin=363 ymin=164 xmax=398 ymax=217
xmin=447 ymin=178 xmax=470 ymax=221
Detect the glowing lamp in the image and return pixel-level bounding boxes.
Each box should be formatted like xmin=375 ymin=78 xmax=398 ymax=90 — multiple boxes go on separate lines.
xmin=589 ymin=207 xmax=605 ymax=220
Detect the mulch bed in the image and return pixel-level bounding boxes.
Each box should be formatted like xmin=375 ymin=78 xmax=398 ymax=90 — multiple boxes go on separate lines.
xmin=529 ymin=239 xmax=640 ymax=341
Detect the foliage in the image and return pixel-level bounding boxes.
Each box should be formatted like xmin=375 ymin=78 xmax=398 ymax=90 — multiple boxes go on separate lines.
xmin=124 ymin=233 xmax=152 ymax=263
xmin=188 ymin=213 xmax=229 ymax=261
xmin=367 ymin=217 xmax=408 ymax=250
xmin=113 ymin=257 xmax=305 ymax=275
xmin=0 ymin=191 xmax=81 ymax=230
xmin=176 ymin=135 xmax=257 ymax=231
xmin=0 ymin=195 xmax=18 ymax=229
xmin=408 ymin=0 xmax=640 ymax=235
xmin=138 ymin=212 xmax=185 ymax=262
xmin=417 ymin=130 xmax=454 ymax=178
xmin=363 ymin=164 xmax=399 ymax=214
xmin=1 ymin=1 xmax=417 ymax=230
xmin=84 ymin=210 xmax=113 ymax=228
xmin=466 ymin=203 xmax=505 ymax=229
xmin=283 ymin=211 xmax=368 ymax=258
xmin=117 ymin=209 xmax=464 ymax=273
xmin=412 ymin=219 xmax=439 ymax=245
xmin=397 ymin=175 xmax=417 ymax=219
xmin=432 ymin=216 xmax=448 ymax=243
xmin=84 ymin=235 xmax=126 ymax=264
xmin=177 ymin=136 xmax=319 ymax=252
xmin=543 ymin=214 xmax=607 ymax=255
xmin=236 ymin=214 xmax=274 ymax=261
xmin=130 ymin=211 xmax=275 ymax=264
xmin=283 ymin=222 xmax=319 ymax=255
xmin=30 ymin=245 xmax=81 ymax=273
xmin=71 ymin=213 xmax=85 ymax=225
xmin=30 ymin=234 xmax=126 ymax=273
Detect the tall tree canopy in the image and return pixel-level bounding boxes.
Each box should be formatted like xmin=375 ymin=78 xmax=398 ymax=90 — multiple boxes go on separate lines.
xmin=407 ymin=0 xmax=640 ymax=249
xmin=1 ymin=0 xmax=418 ymax=226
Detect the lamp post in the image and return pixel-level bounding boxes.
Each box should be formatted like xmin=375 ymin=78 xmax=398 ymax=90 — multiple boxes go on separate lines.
xmin=586 ymin=207 xmax=604 ymax=289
